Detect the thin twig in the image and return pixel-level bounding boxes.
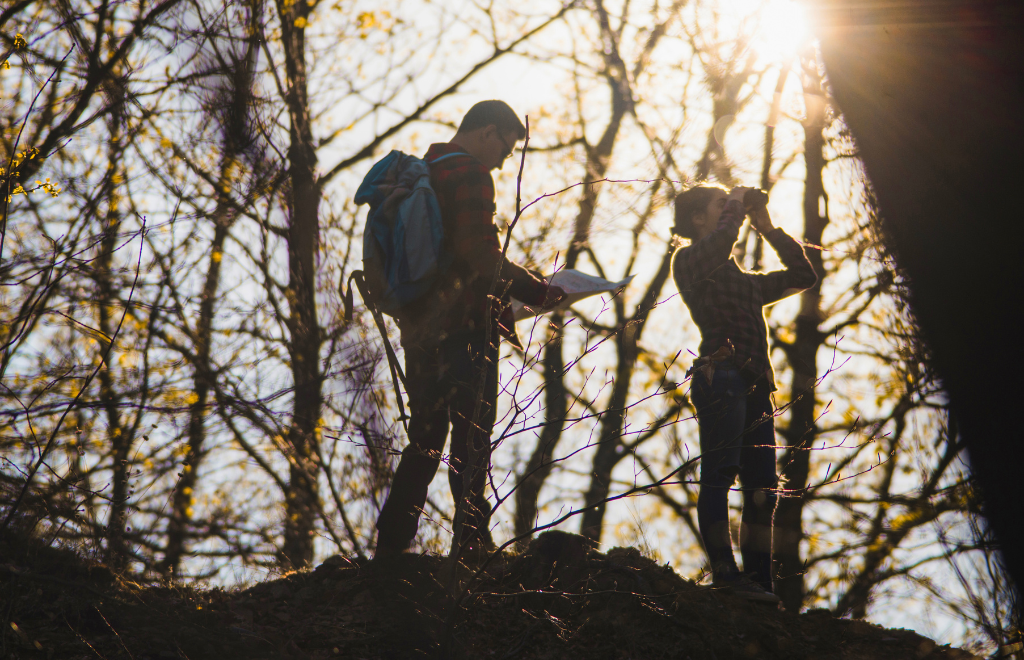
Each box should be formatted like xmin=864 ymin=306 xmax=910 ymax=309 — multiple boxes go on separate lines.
xmin=2 ymin=219 xmax=146 ymax=531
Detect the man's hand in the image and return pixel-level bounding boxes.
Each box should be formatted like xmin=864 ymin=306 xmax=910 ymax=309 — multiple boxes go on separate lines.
xmin=542 ymin=285 xmax=567 ymax=310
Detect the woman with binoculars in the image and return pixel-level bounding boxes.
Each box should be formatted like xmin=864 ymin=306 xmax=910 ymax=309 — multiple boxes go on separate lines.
xmin=672 ymin=185 xmax=817 ymax=603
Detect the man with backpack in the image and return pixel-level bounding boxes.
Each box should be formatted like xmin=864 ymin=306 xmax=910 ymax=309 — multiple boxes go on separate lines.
xmin=374 ymin=100 xmax=564 ymax=559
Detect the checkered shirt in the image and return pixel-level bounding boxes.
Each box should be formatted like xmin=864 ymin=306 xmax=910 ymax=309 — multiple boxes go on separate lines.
xmin=398 ymin=143 xmax=547 ymax=344
xmin=672 ymin=199 xmax=817 ymax=390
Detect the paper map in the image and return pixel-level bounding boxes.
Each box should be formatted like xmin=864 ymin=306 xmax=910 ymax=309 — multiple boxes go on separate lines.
xmin=512 ymin=269 xmax=635 ymax=321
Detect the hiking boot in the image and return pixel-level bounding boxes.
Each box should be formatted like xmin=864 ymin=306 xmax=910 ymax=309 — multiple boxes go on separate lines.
xmin=712 ymin=573 xmax=781 ymax=604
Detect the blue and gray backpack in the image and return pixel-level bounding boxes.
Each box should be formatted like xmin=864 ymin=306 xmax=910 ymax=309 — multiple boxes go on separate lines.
xmin=353 ymin=150 xmax=466 ymax=316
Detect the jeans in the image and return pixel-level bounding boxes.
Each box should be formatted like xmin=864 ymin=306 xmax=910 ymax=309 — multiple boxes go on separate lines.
xmin=691 ymin=366 xmax=779 ymax=590
xmin=376 ymin=331 xmax=498 ymax=552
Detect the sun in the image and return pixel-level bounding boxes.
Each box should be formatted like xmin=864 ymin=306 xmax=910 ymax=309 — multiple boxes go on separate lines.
xmin=742 ymin=0 xmax=812 ymax=63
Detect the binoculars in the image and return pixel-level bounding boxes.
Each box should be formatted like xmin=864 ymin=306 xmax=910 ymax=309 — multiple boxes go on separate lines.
xmin=743 ymin=188 xmax=769 ymax=210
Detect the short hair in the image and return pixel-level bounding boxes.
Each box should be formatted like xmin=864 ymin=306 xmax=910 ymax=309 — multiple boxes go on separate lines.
xmin=673 ymin=184 xmax=728 ymax=239
xmin=458 ymin=100 xmax=527 ymax=139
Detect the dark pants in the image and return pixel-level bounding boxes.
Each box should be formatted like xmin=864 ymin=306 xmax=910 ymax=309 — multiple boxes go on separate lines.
xmin=376 ymin=331 xmax=498 ymax=552
xmin=691 ymin=366 xmax=779 ymax=590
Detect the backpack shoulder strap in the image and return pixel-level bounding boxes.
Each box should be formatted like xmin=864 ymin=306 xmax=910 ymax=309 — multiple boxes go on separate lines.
xmin=427 ymin=151 xmax=469 ymax=165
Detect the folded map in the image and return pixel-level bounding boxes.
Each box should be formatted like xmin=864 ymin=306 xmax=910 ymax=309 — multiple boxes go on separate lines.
xmin=512 ymin=269 xmax=635 ymax=321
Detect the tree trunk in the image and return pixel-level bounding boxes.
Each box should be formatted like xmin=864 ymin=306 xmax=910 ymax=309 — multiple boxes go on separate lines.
xmin=579 ymin=243 xmax=674 ymax=541
xmin=98 ymin=122 xmax=130 ymax=570
xmin=511 ymin=17 xmax=628 ymax=544
xmin=513 ymin=317 xmax=568 ymax=547
xmin=277 ymin=0 xmax=322 ymax=570
xmin=774 ymin=52 xmax=828 ymax=613
xmin=577 ymin=323 xmax=639 ymax=541
xmin=816 ymin=0 xmax=1024 ymax=593
xmin=160 ymin=163 xmax=233 ymax=576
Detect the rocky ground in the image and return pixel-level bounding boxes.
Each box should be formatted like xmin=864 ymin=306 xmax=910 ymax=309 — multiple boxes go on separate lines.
xmin=1 ymin=530 xmax=979 ymax=659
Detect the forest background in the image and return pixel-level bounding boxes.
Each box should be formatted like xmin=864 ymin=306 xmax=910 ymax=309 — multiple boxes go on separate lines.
xmin=0 ymin=0 xmax=1017 ymax=655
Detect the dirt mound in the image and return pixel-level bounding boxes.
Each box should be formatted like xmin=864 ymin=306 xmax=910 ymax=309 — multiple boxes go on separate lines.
xmin=1 ymin=530 xmax=978 ymax=659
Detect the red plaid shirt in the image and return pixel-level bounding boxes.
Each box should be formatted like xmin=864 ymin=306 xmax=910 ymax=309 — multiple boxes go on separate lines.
xmin=398 ymin=143 xmax=548 ymax=345
xmin=672 ymin=199 xmax=817 ymax=390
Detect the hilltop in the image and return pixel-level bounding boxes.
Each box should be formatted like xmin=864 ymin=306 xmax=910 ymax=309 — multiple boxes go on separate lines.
xmin=1 ymin=530 xmax=977 ymax=659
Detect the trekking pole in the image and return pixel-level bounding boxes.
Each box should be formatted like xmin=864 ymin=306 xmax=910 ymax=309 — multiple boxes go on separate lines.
xmin=342 ymin=271 xmax=410 ymax=434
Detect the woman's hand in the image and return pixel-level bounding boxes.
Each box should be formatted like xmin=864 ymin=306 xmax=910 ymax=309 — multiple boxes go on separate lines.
xmin=729 ymin=186 xmax=775 ymax=235
xmin=728 ymin=186 xmax=755 ymax=205
xmin=749 ymin=205 xmax=775 ymax=235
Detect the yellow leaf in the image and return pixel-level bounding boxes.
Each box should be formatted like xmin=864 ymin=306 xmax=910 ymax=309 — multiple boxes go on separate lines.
xmin=357 ymin=11 xmax=378 ymax=37
xmin=294 ymin=16 xmax=308 ymax=28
